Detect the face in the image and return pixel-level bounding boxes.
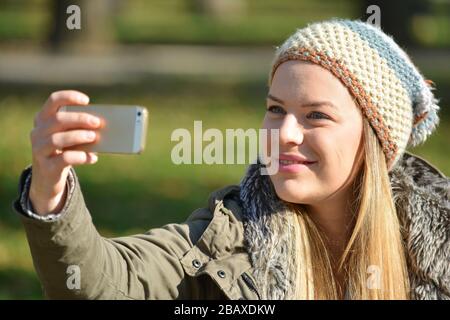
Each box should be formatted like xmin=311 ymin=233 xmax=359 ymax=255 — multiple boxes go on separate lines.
xmin=263 ymin=60 xmax=363 ymax=204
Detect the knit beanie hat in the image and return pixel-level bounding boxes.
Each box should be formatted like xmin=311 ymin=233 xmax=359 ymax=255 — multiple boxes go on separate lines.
xmin=268 ymin=19 xmax=440 ymax=170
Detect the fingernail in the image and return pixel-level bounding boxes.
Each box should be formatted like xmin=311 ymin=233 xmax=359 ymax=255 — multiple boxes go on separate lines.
xmin=91 ymin=154 xmax=98 ymax=163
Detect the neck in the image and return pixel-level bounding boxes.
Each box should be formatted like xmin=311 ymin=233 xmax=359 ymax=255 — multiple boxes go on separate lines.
xmin=305 ymin=190 xmax=356 ymax=259
xmin=306 ymin=194 xmax=355 ymax=299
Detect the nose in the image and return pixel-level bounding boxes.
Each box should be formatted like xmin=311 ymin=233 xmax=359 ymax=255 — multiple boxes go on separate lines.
xmin=279 ymin=114 xmax=303 ymax=146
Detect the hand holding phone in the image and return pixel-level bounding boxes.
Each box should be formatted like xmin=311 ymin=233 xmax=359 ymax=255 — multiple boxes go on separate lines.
xmin=59 ymin=104 xmax=148 ymax=154
xmin=28 ymin=90 xmax=149 ymax=216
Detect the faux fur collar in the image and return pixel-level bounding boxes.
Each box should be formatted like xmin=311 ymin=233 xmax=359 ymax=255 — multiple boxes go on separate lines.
xmin=239 ymin=152 xmax=449 ymax=300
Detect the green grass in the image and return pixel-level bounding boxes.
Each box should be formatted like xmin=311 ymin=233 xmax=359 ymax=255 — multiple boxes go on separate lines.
xmin=0 ymin=75 xmax=449 ymax=299
xmin=0 ymin=0 xmax=357 ymax=45
xmin=114 ymin=1 xmax=357 ymax=45
xmin=1 ymin=0 xmax=449 ymax=47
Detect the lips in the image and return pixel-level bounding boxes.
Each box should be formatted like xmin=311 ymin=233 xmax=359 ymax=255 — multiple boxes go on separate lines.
xmin=276 ymin=154 xmax=317 ymax=173
xmin=278 ymin=154 xmax=317 ymax=164
xmin=279 ymin=159 xmax=315 ymax=165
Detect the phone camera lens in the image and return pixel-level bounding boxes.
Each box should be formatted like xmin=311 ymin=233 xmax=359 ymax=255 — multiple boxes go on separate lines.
xmin=137 ymin=111 xmax=142 ymax=116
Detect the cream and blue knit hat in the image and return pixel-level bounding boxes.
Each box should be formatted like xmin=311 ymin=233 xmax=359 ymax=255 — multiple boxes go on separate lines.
xmin=269 ymin=19 xmax=440 ymax=170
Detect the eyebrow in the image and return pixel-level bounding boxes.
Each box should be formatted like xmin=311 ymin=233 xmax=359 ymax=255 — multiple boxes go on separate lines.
xmin=267 ymin=93 xmax=338 ymax=110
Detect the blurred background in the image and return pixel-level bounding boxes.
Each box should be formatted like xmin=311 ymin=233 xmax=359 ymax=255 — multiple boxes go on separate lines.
xmin=0 ymin=0 xmax=449 ymax=299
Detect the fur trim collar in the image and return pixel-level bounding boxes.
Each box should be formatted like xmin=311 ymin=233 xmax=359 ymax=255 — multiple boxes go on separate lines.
xmin=239 ymin=152 xmax=449 ymax=299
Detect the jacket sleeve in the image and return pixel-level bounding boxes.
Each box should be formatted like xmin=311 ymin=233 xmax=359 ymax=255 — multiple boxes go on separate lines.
xmin=12 ymin=165 xmax=212 ymax=300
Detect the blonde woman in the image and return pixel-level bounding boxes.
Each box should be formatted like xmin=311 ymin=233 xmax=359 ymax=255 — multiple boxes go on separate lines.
xmin=13 ymin=19 xmax=449 ymax=300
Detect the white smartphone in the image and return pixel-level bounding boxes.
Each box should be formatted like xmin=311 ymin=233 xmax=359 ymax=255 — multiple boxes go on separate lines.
xmin=58 ymin=104 xmax=148 ymax=154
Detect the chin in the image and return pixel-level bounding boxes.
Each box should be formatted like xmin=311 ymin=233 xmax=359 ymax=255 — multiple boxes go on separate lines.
xmin=272 ymin=182 xmax=312 ymax=204
xmin=270 ymin=174 xmax=319 ymax=203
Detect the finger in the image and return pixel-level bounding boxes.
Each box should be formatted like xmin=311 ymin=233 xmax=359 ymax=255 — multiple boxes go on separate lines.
xmin=50 ymin=150 xmax=98 ymax=169
xmin=39 ymin=90 xmax=90 ymax=121
xmin=35 ymin=130 xmax=97 ymax=158
xmin=38 ymin=111 xmax=103 ymax=137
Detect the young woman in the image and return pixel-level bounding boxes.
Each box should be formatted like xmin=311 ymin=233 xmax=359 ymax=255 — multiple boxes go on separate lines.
xmin=13 ymin=19 xmax=449 ymax=300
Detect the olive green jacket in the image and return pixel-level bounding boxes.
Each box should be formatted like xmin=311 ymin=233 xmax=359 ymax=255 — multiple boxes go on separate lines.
xmin=13 ymin=166 xmax=259 ymax=300
xmin=12 ymin=152 xmax=450 ymax=300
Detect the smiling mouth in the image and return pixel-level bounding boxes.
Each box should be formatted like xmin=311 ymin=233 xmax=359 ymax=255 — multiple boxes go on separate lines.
xmin=279 ymin=160 xmax=316 ymax=165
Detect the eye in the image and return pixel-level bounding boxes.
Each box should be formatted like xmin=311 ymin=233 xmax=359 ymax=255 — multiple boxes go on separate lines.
xmin=307 ymin=111 xmax=329 ymax=120
xmin=267 ymin=105 xmax=286 ymax=115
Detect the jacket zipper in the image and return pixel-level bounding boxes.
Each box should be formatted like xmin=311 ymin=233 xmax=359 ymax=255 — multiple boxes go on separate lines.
xmin=241 ymin=272 xmax=261 ymax=300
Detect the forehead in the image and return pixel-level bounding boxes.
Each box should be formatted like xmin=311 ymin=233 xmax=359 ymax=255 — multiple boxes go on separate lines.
xmin=270 ymin=60 xmax=351 ymax=105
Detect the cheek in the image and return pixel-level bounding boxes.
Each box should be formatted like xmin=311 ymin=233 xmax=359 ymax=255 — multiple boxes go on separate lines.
xmin=313 ymin=125 xmax=362 ymax=182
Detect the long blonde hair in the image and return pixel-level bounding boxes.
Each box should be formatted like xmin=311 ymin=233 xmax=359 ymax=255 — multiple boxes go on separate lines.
xmin=289 ymin=118 xmax=410 ymax=299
